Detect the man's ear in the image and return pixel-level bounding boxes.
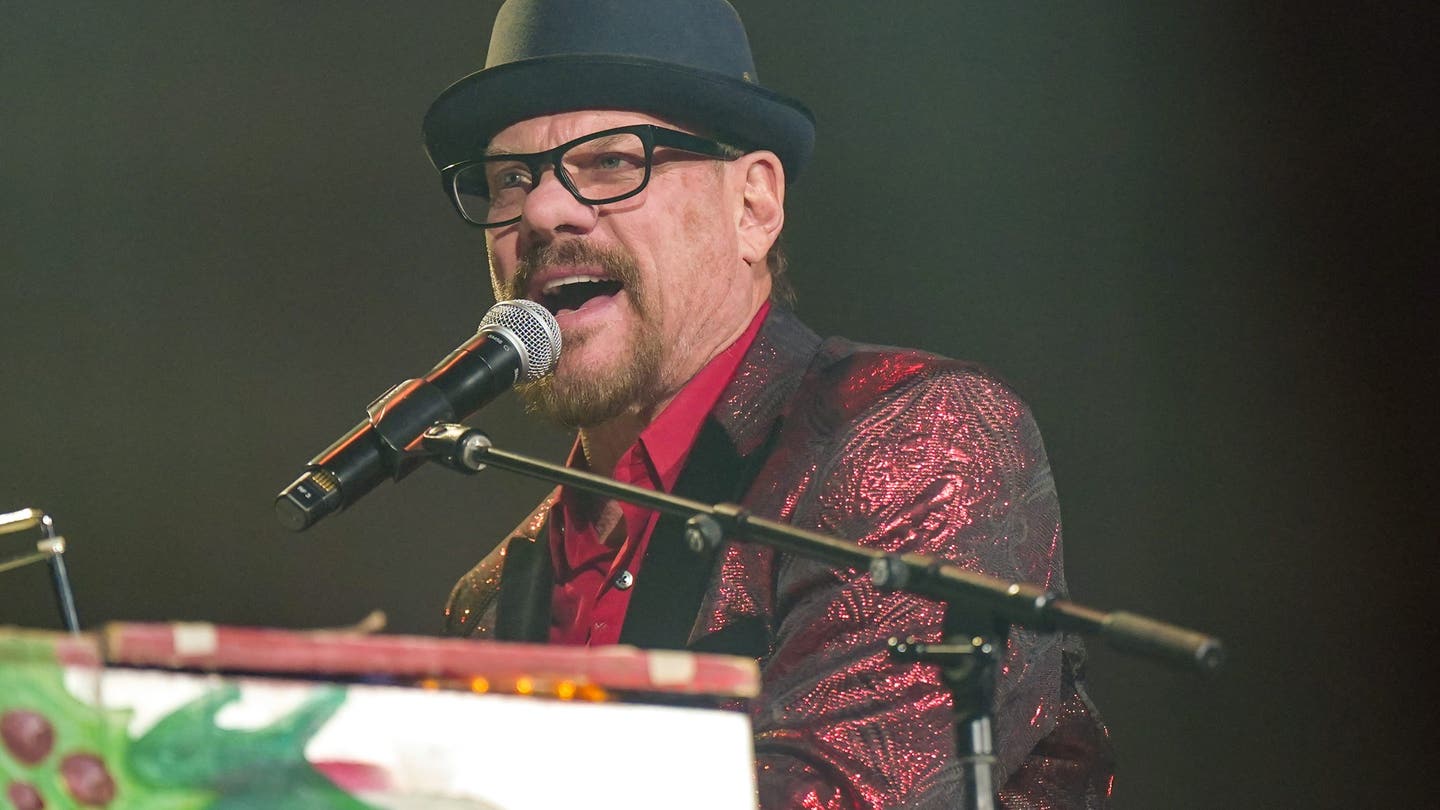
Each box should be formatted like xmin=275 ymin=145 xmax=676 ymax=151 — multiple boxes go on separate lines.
xmin=735 ymin=151 xmax=785 ymax=265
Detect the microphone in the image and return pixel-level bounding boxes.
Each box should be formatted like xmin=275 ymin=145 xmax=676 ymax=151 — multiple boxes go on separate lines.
xmin=274 ymin=299 xmax=560 ymax=532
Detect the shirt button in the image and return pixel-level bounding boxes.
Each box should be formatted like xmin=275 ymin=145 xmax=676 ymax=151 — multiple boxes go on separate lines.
xmin=613 ymin=570 xmax=635 ymax=590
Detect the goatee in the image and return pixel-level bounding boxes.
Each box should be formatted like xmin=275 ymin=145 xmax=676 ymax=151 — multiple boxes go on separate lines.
xmin=495 ymin=241 xmax=663 ymax=428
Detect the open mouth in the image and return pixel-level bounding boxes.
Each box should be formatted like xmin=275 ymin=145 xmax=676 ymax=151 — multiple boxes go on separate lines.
xmin=538 ymin=275 xmax=624 ymax=316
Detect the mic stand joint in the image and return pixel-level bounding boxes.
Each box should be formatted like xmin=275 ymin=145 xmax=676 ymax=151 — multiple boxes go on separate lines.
xmin=420 ymin=423 xmax=492 ymax=474
xmin=888 ymin=614 xmax=1004 ymax=810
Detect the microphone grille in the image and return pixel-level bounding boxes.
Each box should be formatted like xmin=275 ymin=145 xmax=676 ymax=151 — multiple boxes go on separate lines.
xmin=478 ymin=299 xmax=562 ymax=381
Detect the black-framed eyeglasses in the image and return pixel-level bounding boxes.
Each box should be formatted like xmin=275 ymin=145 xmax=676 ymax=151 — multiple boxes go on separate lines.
xmin=440 ymin=124 xmax=743 ymax=228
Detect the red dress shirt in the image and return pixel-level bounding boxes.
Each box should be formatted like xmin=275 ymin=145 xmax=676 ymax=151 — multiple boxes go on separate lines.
xmin=548 ymin=302 xmax=770 ymax=646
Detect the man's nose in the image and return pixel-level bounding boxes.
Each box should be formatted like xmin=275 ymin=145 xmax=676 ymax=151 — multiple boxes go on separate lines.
xmin=519 ymin=169 xmax=598 ymax=237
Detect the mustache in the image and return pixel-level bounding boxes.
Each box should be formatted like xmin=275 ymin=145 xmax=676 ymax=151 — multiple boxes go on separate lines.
xmin=501 ymin=241 xmax=643 ymax=301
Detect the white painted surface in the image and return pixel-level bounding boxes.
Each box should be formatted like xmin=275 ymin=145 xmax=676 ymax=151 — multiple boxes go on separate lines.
xmin=70 ymin=668 xmax=758 ymax=810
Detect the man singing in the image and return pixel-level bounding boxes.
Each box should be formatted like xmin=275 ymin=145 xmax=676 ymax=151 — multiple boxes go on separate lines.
xmin=430 ymin=1 xmax=1112 ymax=806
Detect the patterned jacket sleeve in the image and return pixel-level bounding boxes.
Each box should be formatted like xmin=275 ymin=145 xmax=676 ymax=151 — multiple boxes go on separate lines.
xmin=748 ymin=357 xmax=1111 ymax=808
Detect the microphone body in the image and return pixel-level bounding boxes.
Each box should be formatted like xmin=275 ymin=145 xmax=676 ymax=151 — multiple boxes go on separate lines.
xmin=275 ymin=300 xmax=559 ymax=531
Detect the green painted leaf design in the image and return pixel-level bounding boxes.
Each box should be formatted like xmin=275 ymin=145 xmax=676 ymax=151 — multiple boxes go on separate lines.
xmin=2 ymin=633 xmax=379 ymax=810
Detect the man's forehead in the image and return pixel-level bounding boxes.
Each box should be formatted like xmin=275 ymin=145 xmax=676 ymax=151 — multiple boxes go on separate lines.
xmin=486 ymin=109 xmax=687 ymax=154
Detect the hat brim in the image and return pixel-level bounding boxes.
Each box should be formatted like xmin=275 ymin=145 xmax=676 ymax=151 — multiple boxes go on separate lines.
xmin=423 ymin=54 xmax=815 ymax=180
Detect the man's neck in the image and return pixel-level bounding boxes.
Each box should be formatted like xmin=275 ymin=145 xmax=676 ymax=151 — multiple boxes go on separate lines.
xmin=577 ymin=411 xmax=647 ymax=477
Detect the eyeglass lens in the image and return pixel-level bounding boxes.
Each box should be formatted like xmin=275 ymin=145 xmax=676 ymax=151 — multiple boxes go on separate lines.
xmin=452 ymin=131 xmax=649 ymax=226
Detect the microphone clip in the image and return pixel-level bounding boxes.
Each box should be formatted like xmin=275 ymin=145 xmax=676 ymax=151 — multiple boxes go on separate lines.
xmin=420 ymin=422 xmax=493 ymax=474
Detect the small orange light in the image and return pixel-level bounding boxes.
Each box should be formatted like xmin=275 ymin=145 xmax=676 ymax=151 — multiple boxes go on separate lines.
xmin=514 ymin=676 xmax=535 ymax=695
xmin=469 ymin=676 xmax=490 ymax=693
xmin=576 ymin=683 xmax=609 ymax=702
xmin=419 ymin=678 xmax=440 ymax=690
xmin=555 ymin=680 xmax=577 ymax=700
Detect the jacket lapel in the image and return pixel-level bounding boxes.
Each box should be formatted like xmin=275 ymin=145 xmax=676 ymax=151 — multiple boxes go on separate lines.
xmin=492 ymin=490 xmax=559 ymax=642
xmin=618 ymin=306 xmax=821 ymax=651
xmin=616 ymin=416 xmax=761 ymax=650
xmin=493 ymin=532 xmax=555 ymax=642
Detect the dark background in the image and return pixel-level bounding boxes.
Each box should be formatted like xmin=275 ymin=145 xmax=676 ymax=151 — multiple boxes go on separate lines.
xmin=2 ymin=2 xmax=1432 ymax=807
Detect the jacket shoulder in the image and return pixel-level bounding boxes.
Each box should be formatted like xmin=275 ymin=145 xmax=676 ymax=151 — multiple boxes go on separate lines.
xmin=804 ymin=336 xmax=1035 ymax=433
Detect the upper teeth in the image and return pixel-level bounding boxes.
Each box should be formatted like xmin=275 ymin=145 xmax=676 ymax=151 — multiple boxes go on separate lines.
xmin=542 ymin=275 xmax=609 ymax=294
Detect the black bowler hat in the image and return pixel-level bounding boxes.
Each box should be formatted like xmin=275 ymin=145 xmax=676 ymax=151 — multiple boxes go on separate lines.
xmin=423 ymin=0 xmax=815 ymax=179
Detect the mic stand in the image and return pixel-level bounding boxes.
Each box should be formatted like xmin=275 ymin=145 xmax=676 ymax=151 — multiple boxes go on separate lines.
xmin=0 ymin=508 xmax=81 ymax=633
xmin=420 ymin=424 xmax=1224 ymax=808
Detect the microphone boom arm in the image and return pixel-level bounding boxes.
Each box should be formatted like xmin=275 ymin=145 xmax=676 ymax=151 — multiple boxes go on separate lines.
xmin=420 ymin=423 xmax=1225 ymax=673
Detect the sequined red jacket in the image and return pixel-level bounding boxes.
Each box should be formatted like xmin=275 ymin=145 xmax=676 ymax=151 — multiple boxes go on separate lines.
xmin=444 ymin=306 xmax=1114 ymax=808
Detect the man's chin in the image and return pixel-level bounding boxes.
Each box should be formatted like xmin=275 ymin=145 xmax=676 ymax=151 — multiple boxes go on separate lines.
xmin=515 ymin=375 xmax=630 ymax=429
xmin=516 ymin=340 xmax=662 ymax=429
